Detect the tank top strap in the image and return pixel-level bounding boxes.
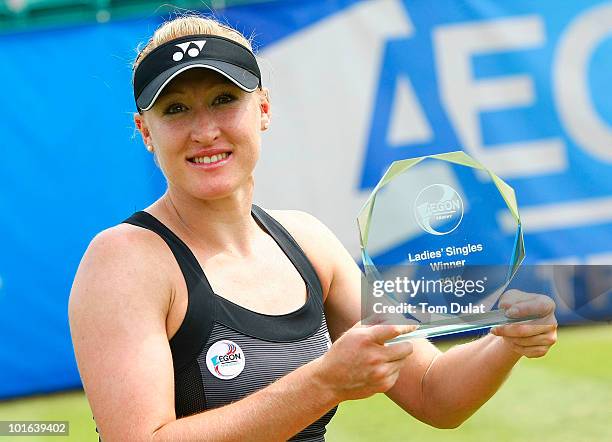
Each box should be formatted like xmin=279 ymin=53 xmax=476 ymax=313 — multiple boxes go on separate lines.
xmin=121 ymin=210 xmax=216 ymax=373
xmin=251 ymin=205 xmax=325 ymax=308
xmin=122 ymin=211 xmax=214 ymax=294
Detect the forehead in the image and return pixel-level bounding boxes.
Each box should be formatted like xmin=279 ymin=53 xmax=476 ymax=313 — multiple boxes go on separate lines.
xmin=161 ymin=68 xmax=236 ymax=96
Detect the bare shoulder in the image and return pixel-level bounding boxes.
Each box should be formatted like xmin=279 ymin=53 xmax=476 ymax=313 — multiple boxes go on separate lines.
xmin=68 ymin=222 xmax=176 ymax=352
xmin=265 ymin=209 xmax=333 ymax=243
xmin=68 ymin=223 xmax=177 ymax=439
xmin=70 ymin=223 xmax=174 ymax=314
xmin=264 ymin=209 xmax=337 ymax=255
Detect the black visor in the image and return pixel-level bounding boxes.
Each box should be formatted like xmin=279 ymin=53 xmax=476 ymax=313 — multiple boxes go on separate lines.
xmin=133 ymin=34 xmax=261 ymax=111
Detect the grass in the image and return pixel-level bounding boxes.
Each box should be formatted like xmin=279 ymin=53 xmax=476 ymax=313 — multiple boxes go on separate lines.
xmin=0 ymin=325 xmax=610 ymax=442
xmin=0 ymin=391 xmax=95 ymax=441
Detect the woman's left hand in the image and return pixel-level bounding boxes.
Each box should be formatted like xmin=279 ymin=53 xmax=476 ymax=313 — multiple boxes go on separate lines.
xmin=491 ymin=289 xmax=558 ymax=358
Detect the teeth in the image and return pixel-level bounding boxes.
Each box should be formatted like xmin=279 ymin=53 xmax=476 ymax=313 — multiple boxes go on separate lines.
xmin=191 ymin=152 xmax=229 ymax=164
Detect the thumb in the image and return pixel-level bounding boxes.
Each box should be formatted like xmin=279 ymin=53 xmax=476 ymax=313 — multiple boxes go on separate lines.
xmin=504 ymin=297 xmax=556 ymax=320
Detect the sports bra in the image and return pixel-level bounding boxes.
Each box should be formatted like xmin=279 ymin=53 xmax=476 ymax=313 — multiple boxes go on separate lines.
xmin=112 ymin=204 xmax=338 ymax=441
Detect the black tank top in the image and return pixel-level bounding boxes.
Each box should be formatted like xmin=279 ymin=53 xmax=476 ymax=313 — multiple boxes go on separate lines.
xmin=115 ymin=204 xmax=338 ymax=440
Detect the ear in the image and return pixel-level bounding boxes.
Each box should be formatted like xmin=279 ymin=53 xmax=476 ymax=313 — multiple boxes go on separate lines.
xmin=259 ymin=88 xmax=271 ymax=131
xmin=134 ymin=112 xmax=153 ymax=146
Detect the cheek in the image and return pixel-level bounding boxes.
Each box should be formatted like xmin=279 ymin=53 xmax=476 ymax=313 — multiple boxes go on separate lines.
xmin=225 ymin=108 xmax=261 ymax=144
xmin=151 ymin=126 xmax=192 ymax=170
xmin=152 ymin=120 xmax=188 ymax=145
xmin=146 ymin=123 xmax=189 ymax=173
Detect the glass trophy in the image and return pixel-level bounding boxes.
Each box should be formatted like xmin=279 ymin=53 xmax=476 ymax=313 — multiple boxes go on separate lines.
xmin=357 ymin=151 xmax=537 ymax=343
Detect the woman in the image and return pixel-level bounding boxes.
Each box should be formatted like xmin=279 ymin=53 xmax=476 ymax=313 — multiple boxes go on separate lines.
xmin=69 ymin=15 xmax=558 ymax=441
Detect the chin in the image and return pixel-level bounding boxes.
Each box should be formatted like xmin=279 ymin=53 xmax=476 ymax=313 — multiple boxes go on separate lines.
xmin=192 ymin=184 xmax=240 ymax=200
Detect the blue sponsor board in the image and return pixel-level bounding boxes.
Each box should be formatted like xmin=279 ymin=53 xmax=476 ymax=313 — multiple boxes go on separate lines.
xmin=358 ymin=0 xmax=612 ymax=326
xmin=362 ymin=0 xmax=612 ymax=259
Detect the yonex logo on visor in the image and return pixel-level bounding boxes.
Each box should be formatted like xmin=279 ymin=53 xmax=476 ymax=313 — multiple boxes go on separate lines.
xmin=133 ymin=34 xmax=262 ymax=112
xmin=173 ymin=40 xmax=207 ymax=61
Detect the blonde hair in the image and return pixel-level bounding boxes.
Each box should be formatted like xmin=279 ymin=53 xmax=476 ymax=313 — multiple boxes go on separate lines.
xmin=133 ymin=14 xmax=254 ymax=71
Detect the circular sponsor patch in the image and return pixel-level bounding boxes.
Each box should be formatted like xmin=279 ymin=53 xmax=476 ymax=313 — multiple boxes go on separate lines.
xmin=206 ymin=340 xmax=245 ymax=380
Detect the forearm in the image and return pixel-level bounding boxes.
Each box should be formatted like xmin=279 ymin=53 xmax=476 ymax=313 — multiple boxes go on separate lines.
xmin=421 ymin=334 xmax=521 ymax=428
xmin=152 ymin=357 xmax=338 ymax=442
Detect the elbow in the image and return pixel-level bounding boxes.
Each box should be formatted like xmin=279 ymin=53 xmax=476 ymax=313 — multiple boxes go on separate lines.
xmin=418 ymin=387 xmax=471 ymax=429
xmin=428 ymin=417 xmax=465 ymax=430
xmin=419 ymin=408 xmax=470 ymax=429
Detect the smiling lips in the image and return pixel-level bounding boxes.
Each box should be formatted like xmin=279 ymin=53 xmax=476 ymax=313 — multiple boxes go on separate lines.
xmin=189 ymin=152 xmax=230 ymax=164
xmin=187 ymin=151 xmax=232 ymax=168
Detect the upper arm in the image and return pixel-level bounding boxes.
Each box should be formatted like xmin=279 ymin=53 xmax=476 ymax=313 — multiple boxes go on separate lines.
xmin=68 ymin=226 xmax=177 ymax=441
xmin=269 ymin=209 xmax=441 ymax=419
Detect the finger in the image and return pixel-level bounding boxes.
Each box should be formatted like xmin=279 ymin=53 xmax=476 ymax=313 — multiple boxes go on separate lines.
xmin=509 ymin=343 xmax=551 ymax=359
xmin=504 ymin=297 xmax=556 ymax=320
xmin=498 ymin=289 xmax=532 ymax=309
xmin=361 ymin=311 xmax=419 ymax=327
xmin=386 ymin=359 xmax=407 ymax=379
xmin=505 ymin=333 xmax=557 ymax=347
xmin=491 ymin=323 xmax=556 ymax=338
xmin=359 ymin=311 xmax=391 ymax=326
xmin=382 ymin=358 xmax=408 ymax=380
xmin=370 ymin=360 xmax=405 ymax=392
xmin=368 ymin=324 xmax=418 ymax=344
xmin=383 ymin=341 xmax=413 ymax=362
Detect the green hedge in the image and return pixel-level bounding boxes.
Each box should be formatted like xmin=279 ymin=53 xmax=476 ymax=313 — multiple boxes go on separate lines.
xmin=0 ymin=0 xmax=279 ymax=33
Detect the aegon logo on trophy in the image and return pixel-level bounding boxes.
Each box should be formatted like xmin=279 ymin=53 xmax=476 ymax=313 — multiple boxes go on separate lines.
xmin=414 ymin=184 xmax=464 ymax=236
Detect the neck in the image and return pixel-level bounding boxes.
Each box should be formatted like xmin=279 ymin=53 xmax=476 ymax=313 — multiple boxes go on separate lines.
xmin=159 ymin=178 xmax=259 ymax=257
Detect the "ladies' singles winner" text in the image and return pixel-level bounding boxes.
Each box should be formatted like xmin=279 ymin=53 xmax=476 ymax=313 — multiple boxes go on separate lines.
xmin=407 ymin=243 xmax=484 ymax=270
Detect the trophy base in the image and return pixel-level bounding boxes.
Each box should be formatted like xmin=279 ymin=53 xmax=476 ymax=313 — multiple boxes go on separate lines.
xmin=386 ymin=309 xmax=539 ymax=344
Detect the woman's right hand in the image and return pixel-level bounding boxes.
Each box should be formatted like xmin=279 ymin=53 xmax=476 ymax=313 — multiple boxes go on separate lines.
xmin=315 ymin=322 xmax=417 ymax=402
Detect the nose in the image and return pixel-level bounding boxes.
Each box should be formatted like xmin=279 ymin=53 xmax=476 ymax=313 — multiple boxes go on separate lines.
xmin=189 ymin=107 xmax=220 ymax=145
